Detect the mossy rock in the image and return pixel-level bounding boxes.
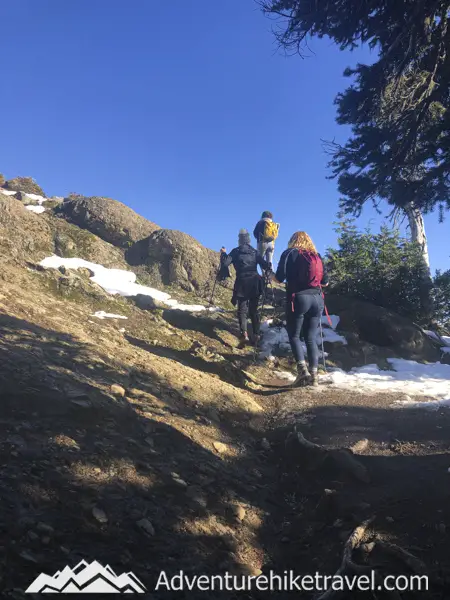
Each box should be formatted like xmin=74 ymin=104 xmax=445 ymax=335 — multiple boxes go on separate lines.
xmin=56 ymin=195 xmax=159 ymax=248
xmin=4 ymin=176 xmax=45 ymax=196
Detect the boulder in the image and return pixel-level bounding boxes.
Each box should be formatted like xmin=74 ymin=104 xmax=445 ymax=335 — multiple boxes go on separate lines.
xmin=46 ymin=269 xmax=109 ymax=302
xmin=135 ymin=229 xmax=221 ymax=293
xmin=15 ymin=191 xmax=40 ymax=205
xmin=131 ymin=293 xmax=167 ymax=311
xmin=56 ymin=195 xmax=159 ymax=248
xmin=0 ymin=196 xmax=53 ymax=260
xmin=325 ymin=295 xmax=440 ymax=362
xmin=51 ymin=220 xmax=127 ymax=269
xmin=3 ymin=176 xmax=45 ymax=196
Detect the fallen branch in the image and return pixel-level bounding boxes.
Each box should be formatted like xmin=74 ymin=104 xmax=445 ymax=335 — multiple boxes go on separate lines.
xmin=374 ymin=540 xmax=427 ymax=575
xmin=315 ymin=518 xmax=375 ymax=600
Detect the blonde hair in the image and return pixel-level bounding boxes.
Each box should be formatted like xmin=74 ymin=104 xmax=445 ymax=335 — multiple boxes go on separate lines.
xmin=288 ymin=231 xmax=317 ymax=253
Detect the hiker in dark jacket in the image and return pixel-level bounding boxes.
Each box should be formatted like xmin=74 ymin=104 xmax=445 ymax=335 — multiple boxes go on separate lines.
xmin=253 ymin=211 xmax=278 ymax=268
xmin=221 ymin=229 xmax=270 ymax=347
xmin=273 ymin=231 xmax=329 ymax=387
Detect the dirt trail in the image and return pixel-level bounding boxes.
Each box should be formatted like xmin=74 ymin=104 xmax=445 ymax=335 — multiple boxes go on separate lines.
xmin=0 ymin=264 xmax=449 ymax=598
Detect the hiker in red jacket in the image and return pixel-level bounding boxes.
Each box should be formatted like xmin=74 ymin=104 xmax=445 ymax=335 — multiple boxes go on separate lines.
xmin=273 ymin=231 xmax=329 ymax=387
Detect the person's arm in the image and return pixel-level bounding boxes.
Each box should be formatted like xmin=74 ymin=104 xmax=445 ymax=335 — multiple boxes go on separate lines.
xmin=220 ymin=247 xmax=234 ymax=268
xmin=274 ymin=249 xmax=289 ymax=283
xmin=253 ymin=221 xmax=262 ymax=241
xmin=320 ymin=254 xmax=329 ymax=286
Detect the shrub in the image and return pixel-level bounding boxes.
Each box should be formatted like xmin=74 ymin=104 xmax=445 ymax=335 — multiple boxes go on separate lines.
xmin=432 ymin=269 xmax=450 ymax=330
xmin=4 ymin=176 xmax=45 ymax=196
xmin=0 ymin=173 xmax=5 ymax=187
xmin=326 ymin=218 xmax=432 ymax=323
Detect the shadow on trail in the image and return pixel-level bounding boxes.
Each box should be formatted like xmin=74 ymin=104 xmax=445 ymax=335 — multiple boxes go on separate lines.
xmin=161 ymin=309 xmax=238 ymax=346
xmin=1 ymin=311 xmax=450 ymax=598
xmin=0 ymin=312 xmax=273 ymax=597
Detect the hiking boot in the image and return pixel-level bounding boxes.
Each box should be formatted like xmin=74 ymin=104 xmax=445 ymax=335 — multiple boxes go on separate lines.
xmin=252 ymin=334 xmax=260 ymax=348
xmin=309 ymin=370 xmax=319 ymax=387
xmin=238 ymin=332 xmax=249 ymax=348
xmin=291 ymin=362 xmax=310 ymax=387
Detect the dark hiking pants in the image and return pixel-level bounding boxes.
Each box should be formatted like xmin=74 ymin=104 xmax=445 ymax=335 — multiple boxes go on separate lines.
xmin=237 ymin=297 xmax=260 ymax=337
xmin=286 ymin=293 xmax=324 ymax=369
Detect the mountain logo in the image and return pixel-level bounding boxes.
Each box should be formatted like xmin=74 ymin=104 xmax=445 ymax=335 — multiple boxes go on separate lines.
xmin=25 ymin=559 xmax=147 ymax=593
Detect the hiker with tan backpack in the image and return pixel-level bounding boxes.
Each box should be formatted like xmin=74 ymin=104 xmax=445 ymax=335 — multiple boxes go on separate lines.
xmin=253 ymin=211 xmax=279 ymax=269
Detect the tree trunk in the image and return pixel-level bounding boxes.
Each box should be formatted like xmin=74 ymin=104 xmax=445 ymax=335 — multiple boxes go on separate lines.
xmin=404 ymin=201 xmax=434 ymax=323
xmin=404 ymin=202 xmax=430 ymax=272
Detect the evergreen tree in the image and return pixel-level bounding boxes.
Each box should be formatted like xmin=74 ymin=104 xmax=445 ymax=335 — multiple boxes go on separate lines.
xmin=262 ymin=0 xmax=450 ymax=232
xmin=326 ymin=219 xmax=431 ymax=323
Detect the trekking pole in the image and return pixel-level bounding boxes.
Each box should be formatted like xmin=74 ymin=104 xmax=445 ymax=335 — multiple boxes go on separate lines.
xmin=209 ymin=250 xmax=224 ymax=306
xmin=209 ymin=273 xmax=219 ymax=307
xmin=319 ymin=315 xmax=327 ymax=371
xmin=318 ymin=285 xmax=332 ymax=371
xmin=253 ymin=276 xmax=268 ymax=362
xmin=268 ymin=279 xmax=277 ymax=322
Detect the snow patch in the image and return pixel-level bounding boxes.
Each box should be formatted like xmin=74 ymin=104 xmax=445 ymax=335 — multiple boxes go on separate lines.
xmin=322 ymin=359 xmax=450 ymax=406
xmin=92 ymin=311 xmax=128 ymax=320
xmin=322 ymin=314 xmax=340 ymax=330
xmin=26 ymin=205 xmax=46 ymax=214
xmin=259 ymin=315 xmax=345 ymax=360
xmin=23 ymin=193 xmax=46 ymax=204
xmin=39 ymin=255 xmax=220 ymax=313
xmin=0 ymin=189 xmax=17 ymax=196
xmin=274 ymin=370 xmax=296 ymax=382
xmin=425 ymin=330 xmax=440 ymax=342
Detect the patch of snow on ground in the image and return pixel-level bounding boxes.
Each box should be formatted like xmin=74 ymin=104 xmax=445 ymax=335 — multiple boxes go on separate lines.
xmin=442 ymin=336 xmax=450 ymax=346
xmin=323 ymin=328 xmax=347 ymax=345
xmin=39 ymin=256 xmax=220 ymax=313
xmin=322 ymin=314 xmax=340 ymax=330
xmin=322 ymin=359 xmax=450 ymax=407
xmin=259 ymin=315 xmax=346 ymax=359
xmin=274 ymin=370 xmax=296 ymax=382
xmin=425 ymin=330 xmax=440 ymax=342
xmin=92 ymin=311 xmax=128 ymax=320
xmin=0 ymin=189 xmax=17 ymax=196
xmin=26 ymin=205 xmax=46 ymax=214
xmin=262 ymin=317 xmax=450 ymax=405
xmin=23 ymin=193 xmax=46 ymax=204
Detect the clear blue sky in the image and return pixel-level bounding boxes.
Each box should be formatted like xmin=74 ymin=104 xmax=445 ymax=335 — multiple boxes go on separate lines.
xmin=1 ymin=0 xmax=448 ymax=272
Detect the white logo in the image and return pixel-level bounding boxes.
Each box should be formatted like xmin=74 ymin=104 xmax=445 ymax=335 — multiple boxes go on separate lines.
xmin=25 ymin=559 xmax=146 ymax=593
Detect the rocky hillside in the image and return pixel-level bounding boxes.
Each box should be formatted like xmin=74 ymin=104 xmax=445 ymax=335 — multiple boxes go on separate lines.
xmin=56 ymin=194 xmax=160 ymax=248
xmin=0 ymin=177 xmax=449 ymax=599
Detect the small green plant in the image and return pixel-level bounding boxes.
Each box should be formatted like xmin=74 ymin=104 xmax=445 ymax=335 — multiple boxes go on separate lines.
xmin=433 ymin=268 xmax=450 ymax=330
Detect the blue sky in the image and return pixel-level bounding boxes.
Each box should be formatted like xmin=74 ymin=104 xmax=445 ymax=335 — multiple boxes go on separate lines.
xmin=1 ymin=0 xmax=448 ymax=272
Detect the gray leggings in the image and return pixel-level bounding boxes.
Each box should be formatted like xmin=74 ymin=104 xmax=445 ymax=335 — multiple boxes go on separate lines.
xmin=257 ymin=241 xmax=274 ymax=266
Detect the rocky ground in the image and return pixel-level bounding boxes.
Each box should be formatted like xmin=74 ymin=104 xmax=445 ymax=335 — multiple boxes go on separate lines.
xmin=0 ymin=259 xmax=449 ymax=600
xmin=0 ymin=187 xmax=449 ymax=598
